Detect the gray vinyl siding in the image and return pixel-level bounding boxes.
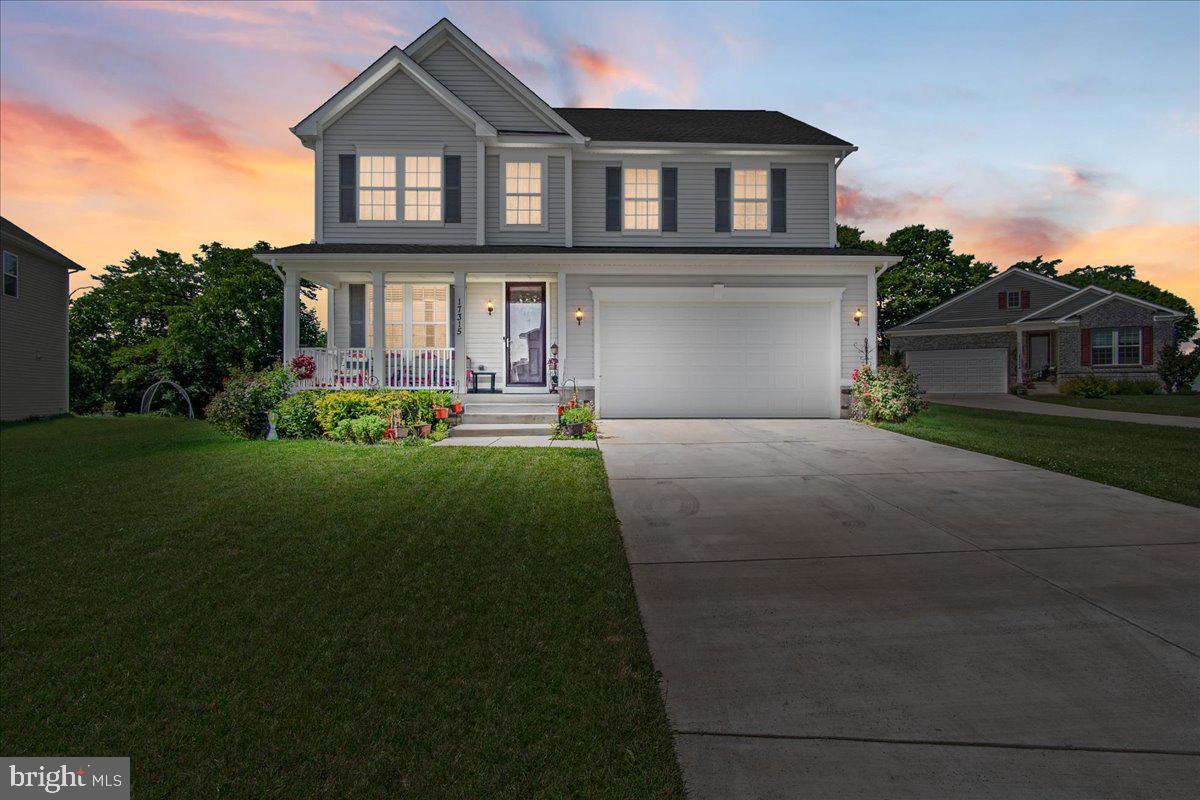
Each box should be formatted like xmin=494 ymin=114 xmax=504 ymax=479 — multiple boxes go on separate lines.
xmin=0 ymin=238 xmax=70 ymax=420
xmin=572 ymin=160 xmax=832 ymax=247
xmin=1021 ymin=286 xmax=1106 ymax=321
xmin=321 ymin=68 xmax=477 ymax=244
xmin=905 ymin=271 xmax=1077 ymax=329
xmin=484 ymin=155 xmax=566 ymax=244
xmin=418 ymin=42 xmax=555 ymax=133
xmin=564 ymin=272 xmax=866 ymax=383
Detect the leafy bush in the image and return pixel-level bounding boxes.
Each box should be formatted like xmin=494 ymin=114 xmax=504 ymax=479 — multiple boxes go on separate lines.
xmin=850 ymin=364 xmax=926 ymax=423
xmin=429 ymin=421 xmax=450 ymax=443
xmin=314 ymin=392 xmax=373 ymax=432
xmin=1112 ymin=378 xmax=1159 ymax=396
xmin=1059 ymin=374 xmax=1116 ymax=398
xmin=205 ymin=365 xmax=294 ymax=438
xmin=276 ymin=392 xmax=321 ymax=439
xmin=297 ymin=389 xmax=446 ymax=439
xmin=329 ymin=414 xmax=389 ymax=444
xmin=559 ymin=405 xmax=594 ymax=425
xmin=1158 ymin=344 xmax=1200 ymax=394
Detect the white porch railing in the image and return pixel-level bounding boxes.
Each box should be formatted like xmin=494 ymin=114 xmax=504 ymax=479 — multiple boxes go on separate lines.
xmin=294 ymin=347 xmax=453 ymax=391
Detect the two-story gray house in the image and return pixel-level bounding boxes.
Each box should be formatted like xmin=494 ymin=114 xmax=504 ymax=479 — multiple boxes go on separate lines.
xmin=259 ymin=18 xmax=900 ymax=422
xmin=887 ymin=267 xmax=1185 ymax=394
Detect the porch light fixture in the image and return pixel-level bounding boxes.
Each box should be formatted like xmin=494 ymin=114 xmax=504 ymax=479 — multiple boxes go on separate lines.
xmin=853 ymin=308 xmax=863 ymax=326
xmin=486 ymin=299 xmax=494 ymax=316
xmin=575 ymin=307 xmax=584 ymax=325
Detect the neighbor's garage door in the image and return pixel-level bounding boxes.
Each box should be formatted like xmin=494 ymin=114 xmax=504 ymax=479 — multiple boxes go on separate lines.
xmin=598 ymin=301 xmax=834 ymax=418
xmin=905 ymin=348 xmax=1007 ymax=394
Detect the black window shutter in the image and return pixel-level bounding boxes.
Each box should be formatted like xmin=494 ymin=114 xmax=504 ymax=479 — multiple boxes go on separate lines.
xmin=605 ymin=166 xmax=622 ymax=231
xmin=715 ymin=167 xmax=731 ymax=232
xmin=339 ymin=154 xmax=356 ymax=223
xmin=348 ymin=284 xmax=366 ymax=348
xmin=662 ymin=167 xmax=678 ymax=232
xmin=443 ymin=155 xmax=461 ymax=223
xmin=770 ymin=168 xmax=787 ymax=232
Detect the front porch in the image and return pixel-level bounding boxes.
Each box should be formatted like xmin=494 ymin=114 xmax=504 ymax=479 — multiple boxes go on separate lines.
xmin=280 ymin=267 xmax=564 ymax=396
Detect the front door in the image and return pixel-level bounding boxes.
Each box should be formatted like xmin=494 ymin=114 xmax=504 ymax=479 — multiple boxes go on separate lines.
xmin=505 ymin=282 xmax=546 ymax=386
xmin=1029 ymin=334 xmax=1052 ymax=374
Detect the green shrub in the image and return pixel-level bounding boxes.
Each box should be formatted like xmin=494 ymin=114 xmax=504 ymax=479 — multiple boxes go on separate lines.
xmin=1112 ymin=378 xmax=1159 ymax=396
xmin=1158 ymin=344 xmax=1200 ymax=394
xmin=1060 ymin=374 xmax=1116 ymax=398
xmin=329 ymin=414 xmax=389 ymax=444
xmin=850 ymin=364 xmax=925 ymax=423
xmin=559 ymin=405 xmax=594 ymax=425
xmin=429 ymin=421 xmax=450 ymax=443
xmin=276 ymin=392 xmax=321 ymax=439
xmin=205 ymin=365 xmax=294 ymax=438
xmin=298 ymin=389 xmax=450 ymax=438
xmin=314 ymin=391 xmax=373 ymax=432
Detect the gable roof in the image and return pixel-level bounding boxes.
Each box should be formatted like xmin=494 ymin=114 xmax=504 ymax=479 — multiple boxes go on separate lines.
xmin=555 ymin=108 xmax=853 ymax=147
xmin=1053 ymin=290 xmax=1185 ymax=321
xmin=405 ymin=18 xmax=584 ymax=142
xmin=889 ymin=268 xmax=1078 ymax=332
xmin=291 ymin=43 xmax=496 ymax=143
xmin=1015 ymin=285 xmax=1109 ymax=322
xmin=0 ymin=217 xmax=84 ymax=272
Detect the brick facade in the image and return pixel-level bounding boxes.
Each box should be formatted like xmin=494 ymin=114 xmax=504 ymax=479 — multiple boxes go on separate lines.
xmin=1058 ymin=299 xmax=1176 ymax=382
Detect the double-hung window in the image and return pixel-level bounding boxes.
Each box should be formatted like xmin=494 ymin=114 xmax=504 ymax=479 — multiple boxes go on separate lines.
xmin=2 ymin=251 xmax=16 ymax=297
xmin=357 ymin=154 xmax=443 ymax=223
xmin=403 ymin=156 xmax=442 ymax=222
xmin=358 ymin=156 xmax=396 ymax=221
xmin=623 ymin=167 xmax=660 ymax=231
xmin=503 ymin=160 xmax=544 ymax=227
xmin=1006 ymin=290 xmax=1021 ymax=309
xmin=1090 ymin=327 xmax=1142 ymax=366
xmin=361 ymin=284 xmax=447 ymax=348
xmin=733 ymin=168 xmax=769 ymax=231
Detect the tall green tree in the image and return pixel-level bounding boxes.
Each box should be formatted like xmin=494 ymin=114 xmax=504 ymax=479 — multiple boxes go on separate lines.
xmin=1059 ymin=264 xmax=1197 ymax=341
xmin=69 ymin=242 xmax=323 ymax=414
xmin=1007 ymin=255 xmax=1063 ymax=276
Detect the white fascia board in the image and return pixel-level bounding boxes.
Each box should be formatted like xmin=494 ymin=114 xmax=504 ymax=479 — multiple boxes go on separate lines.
xmin=576 ymin=143 xmax=854 ymax=160
xmin=591 ymin=286 xmax=845 ymax=303
xmin=291 ymin=46 xmax=496 ymax=140
xmin=898 ymin=268 xmax=1078 ymax=328
xmin=405 ymin=19 xmax=585 ymax=143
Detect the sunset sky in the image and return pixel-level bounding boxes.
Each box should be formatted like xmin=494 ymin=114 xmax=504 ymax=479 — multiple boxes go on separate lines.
xmin=1 ymin=0 xmax=1197 ymax=312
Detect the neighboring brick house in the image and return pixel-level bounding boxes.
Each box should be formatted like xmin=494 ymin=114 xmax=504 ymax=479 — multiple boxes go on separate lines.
xmin=0 ymin=217 xmax=84 ymax=420
xmin=886 ymin=267 xmax=1184 ymax=394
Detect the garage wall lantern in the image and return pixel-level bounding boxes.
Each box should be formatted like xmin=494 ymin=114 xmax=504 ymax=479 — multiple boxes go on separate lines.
xmin=575 ymin=307 xmax=584 ymax=325
xmin=853 ymin=308 xmax=863 ymax=326
xmin=486 ymin=299 xmax=494 ymax=316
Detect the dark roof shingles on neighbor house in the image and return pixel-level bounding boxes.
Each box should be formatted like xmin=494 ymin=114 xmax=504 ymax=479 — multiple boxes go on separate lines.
xmin=0 ymin=217 xmax=85 ymax=271
xmin=553 ymin=108 xmax=853 ymax=147
xmin=262 ymin=243 xmax=886 ymax=257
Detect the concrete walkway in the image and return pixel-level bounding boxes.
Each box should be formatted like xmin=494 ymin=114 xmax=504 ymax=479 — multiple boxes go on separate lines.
xmin=928 ymin=393 xmax=1200 ymax=428
xmin=599 ymin=419 xmax=1200 ymax=799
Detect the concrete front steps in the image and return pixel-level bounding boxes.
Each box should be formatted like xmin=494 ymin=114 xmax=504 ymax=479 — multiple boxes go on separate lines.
xmin=452 ymin=394 xmax=558 ymax=437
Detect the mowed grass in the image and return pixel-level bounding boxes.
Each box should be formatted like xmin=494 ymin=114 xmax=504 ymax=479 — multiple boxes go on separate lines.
xmin=876 ymin=404 xmax=1200 ymax=508
xmin=1027 ymin=393 xmax=1200 ymax=417
xmin=0 ymin=417 xmax=683 ymax=799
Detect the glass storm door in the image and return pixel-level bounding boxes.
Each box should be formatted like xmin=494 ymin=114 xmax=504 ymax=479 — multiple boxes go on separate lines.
xmin=505 ymin=282 xmax=546 ymax=386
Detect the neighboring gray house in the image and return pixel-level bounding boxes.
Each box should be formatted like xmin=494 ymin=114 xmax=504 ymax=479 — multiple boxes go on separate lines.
xmin=0 ymin=217 xmax=83 ymax=420
xmin=887 ymin=267 xmax=1185 ymax=394
xmin=258 ymin=18 xmax=900 ymax=426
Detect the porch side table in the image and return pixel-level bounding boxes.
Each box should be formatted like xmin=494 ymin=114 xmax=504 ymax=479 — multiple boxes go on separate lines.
xmin=471 ymin=371 xmax=499 ymax=393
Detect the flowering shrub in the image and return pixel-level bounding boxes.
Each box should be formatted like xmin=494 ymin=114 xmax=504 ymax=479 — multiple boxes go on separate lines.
xmin=289 ymin=353 xmax=316 ymax=380
xmin=557 ymin=403 xmax=597 ymax=438
xmin=850 ymin=364 xmax=926 ymax=423
xmin=204 ymin=365 xmax=294 ymax=438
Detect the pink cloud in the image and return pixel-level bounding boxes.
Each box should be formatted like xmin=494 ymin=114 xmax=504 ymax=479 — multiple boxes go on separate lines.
xmin=565 ymin=44 xmax=661 ymax=106
xmin=1 ymin=98 xmax=132 ymax=159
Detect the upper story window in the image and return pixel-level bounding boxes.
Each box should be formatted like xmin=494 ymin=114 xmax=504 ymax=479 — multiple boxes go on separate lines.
xmin=623 ymin=167 xmax=660 ymax=231
xmin=1091 ymin=327 xmax=1141 ymax=366
xmin=733 ymin=168 xmax=768 ymax=231
xmin=1006 ymin=290 xmax=1021 ymax=309
xmin=358 ymin=156 xmax=397 ymax=221
xmin=403 ymin=156 xmax=442 ymax=222
xmin=2 ymin=251 xmax=16 ymax=297
xmin=504 ymin=161 xmax=543 ymax=226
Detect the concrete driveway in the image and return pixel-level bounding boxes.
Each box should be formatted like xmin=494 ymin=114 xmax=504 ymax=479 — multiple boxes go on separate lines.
xmin=599 ymin=419 xmax=1200 ymax=799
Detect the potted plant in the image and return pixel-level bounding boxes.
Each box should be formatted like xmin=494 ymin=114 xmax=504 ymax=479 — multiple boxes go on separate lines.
xmin=434 ymin=405 xmax=449 ymax=420
xmin=558 ymin=404 xmax=594 ymax=438
xmin=385 ymin=410 xmax=409 ymax=441
xmin=450 ymin=395 xmax=464 ymax=414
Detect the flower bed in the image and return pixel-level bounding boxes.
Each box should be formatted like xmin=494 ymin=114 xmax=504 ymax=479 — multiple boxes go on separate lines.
xmin=849 ymin=364 xmax=926 ymax=423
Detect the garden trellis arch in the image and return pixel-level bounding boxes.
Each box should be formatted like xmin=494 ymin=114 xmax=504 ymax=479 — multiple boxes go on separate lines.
xmin=140 ymin=380 xmax=195 ymax=419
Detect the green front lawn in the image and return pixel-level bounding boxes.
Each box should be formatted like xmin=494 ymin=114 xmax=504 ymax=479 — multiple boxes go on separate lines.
xmin=0 ymin=417 xmax=683 ymax=799
xmin=876 ymin=404 xmax=1200 ymax=508
xmin=1027 ymin=393 xmax=1200 ymax=417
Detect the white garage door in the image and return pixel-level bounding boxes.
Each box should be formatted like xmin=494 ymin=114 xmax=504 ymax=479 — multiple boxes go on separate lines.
xmin=905 ymin=348 xmax=1007 ymax=394
xmin=598 ymin=301 xmax=834 ymax=418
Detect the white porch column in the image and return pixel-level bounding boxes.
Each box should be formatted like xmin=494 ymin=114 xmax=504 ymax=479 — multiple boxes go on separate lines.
xmin=556 ymin=270 xmax=567 ymax=389
xmin=282 ymin=267 xmax=299 ymax=363
xmin=324 ymin=284 xmax=335 ymax=347
xmin=372 ymin=271 xmax=386 ymax=387
xmin=454 ymin=270 xmax=467 ymax=393
xmin=867 ymin=267 xmax=878 ymax=369
xmin=1016 ymin=331 xmax=1024 ymax=385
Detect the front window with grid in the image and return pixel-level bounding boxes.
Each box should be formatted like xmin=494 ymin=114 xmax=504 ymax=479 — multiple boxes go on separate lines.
xmin=365 ymin=285 xmax=404 ymax=348
xmin=1091 ymin=327 xmax=1141 ymax=366
xmin=403 ymin=156 xmax=441 ymax=222
xmin=504 ymin=161 xmax=543 ymax=225
xmin=411 ymin=285 xmax=448 ymax=348
xmin=1006 ymin=290 xmax=1021 ymax=308
xmin=358 ymin=156 xmax=396 ymax=221
xmin=733 ymin=169 xmax=768 ymax=231
xmin=623 ymin=167 xmax=660 ymax=231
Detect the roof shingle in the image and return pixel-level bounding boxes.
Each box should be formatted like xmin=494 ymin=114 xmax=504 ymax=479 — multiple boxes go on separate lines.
xmin=552 ymin=108 xmax=852 ymax=147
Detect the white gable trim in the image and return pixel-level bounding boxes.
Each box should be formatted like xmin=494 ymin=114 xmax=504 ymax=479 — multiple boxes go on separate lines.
xmin=1012 ymin=284 xmax=1110 ymax=323
xmin=894 ymin=268 xmax=1078 ymax=329
xmin=1055 ymin=291 xmax=1185 ymax=322
xmin=291 ymin=45 xmax=496 ymax=142
xmin=406 ymin=19 xmax=585 ymax=143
